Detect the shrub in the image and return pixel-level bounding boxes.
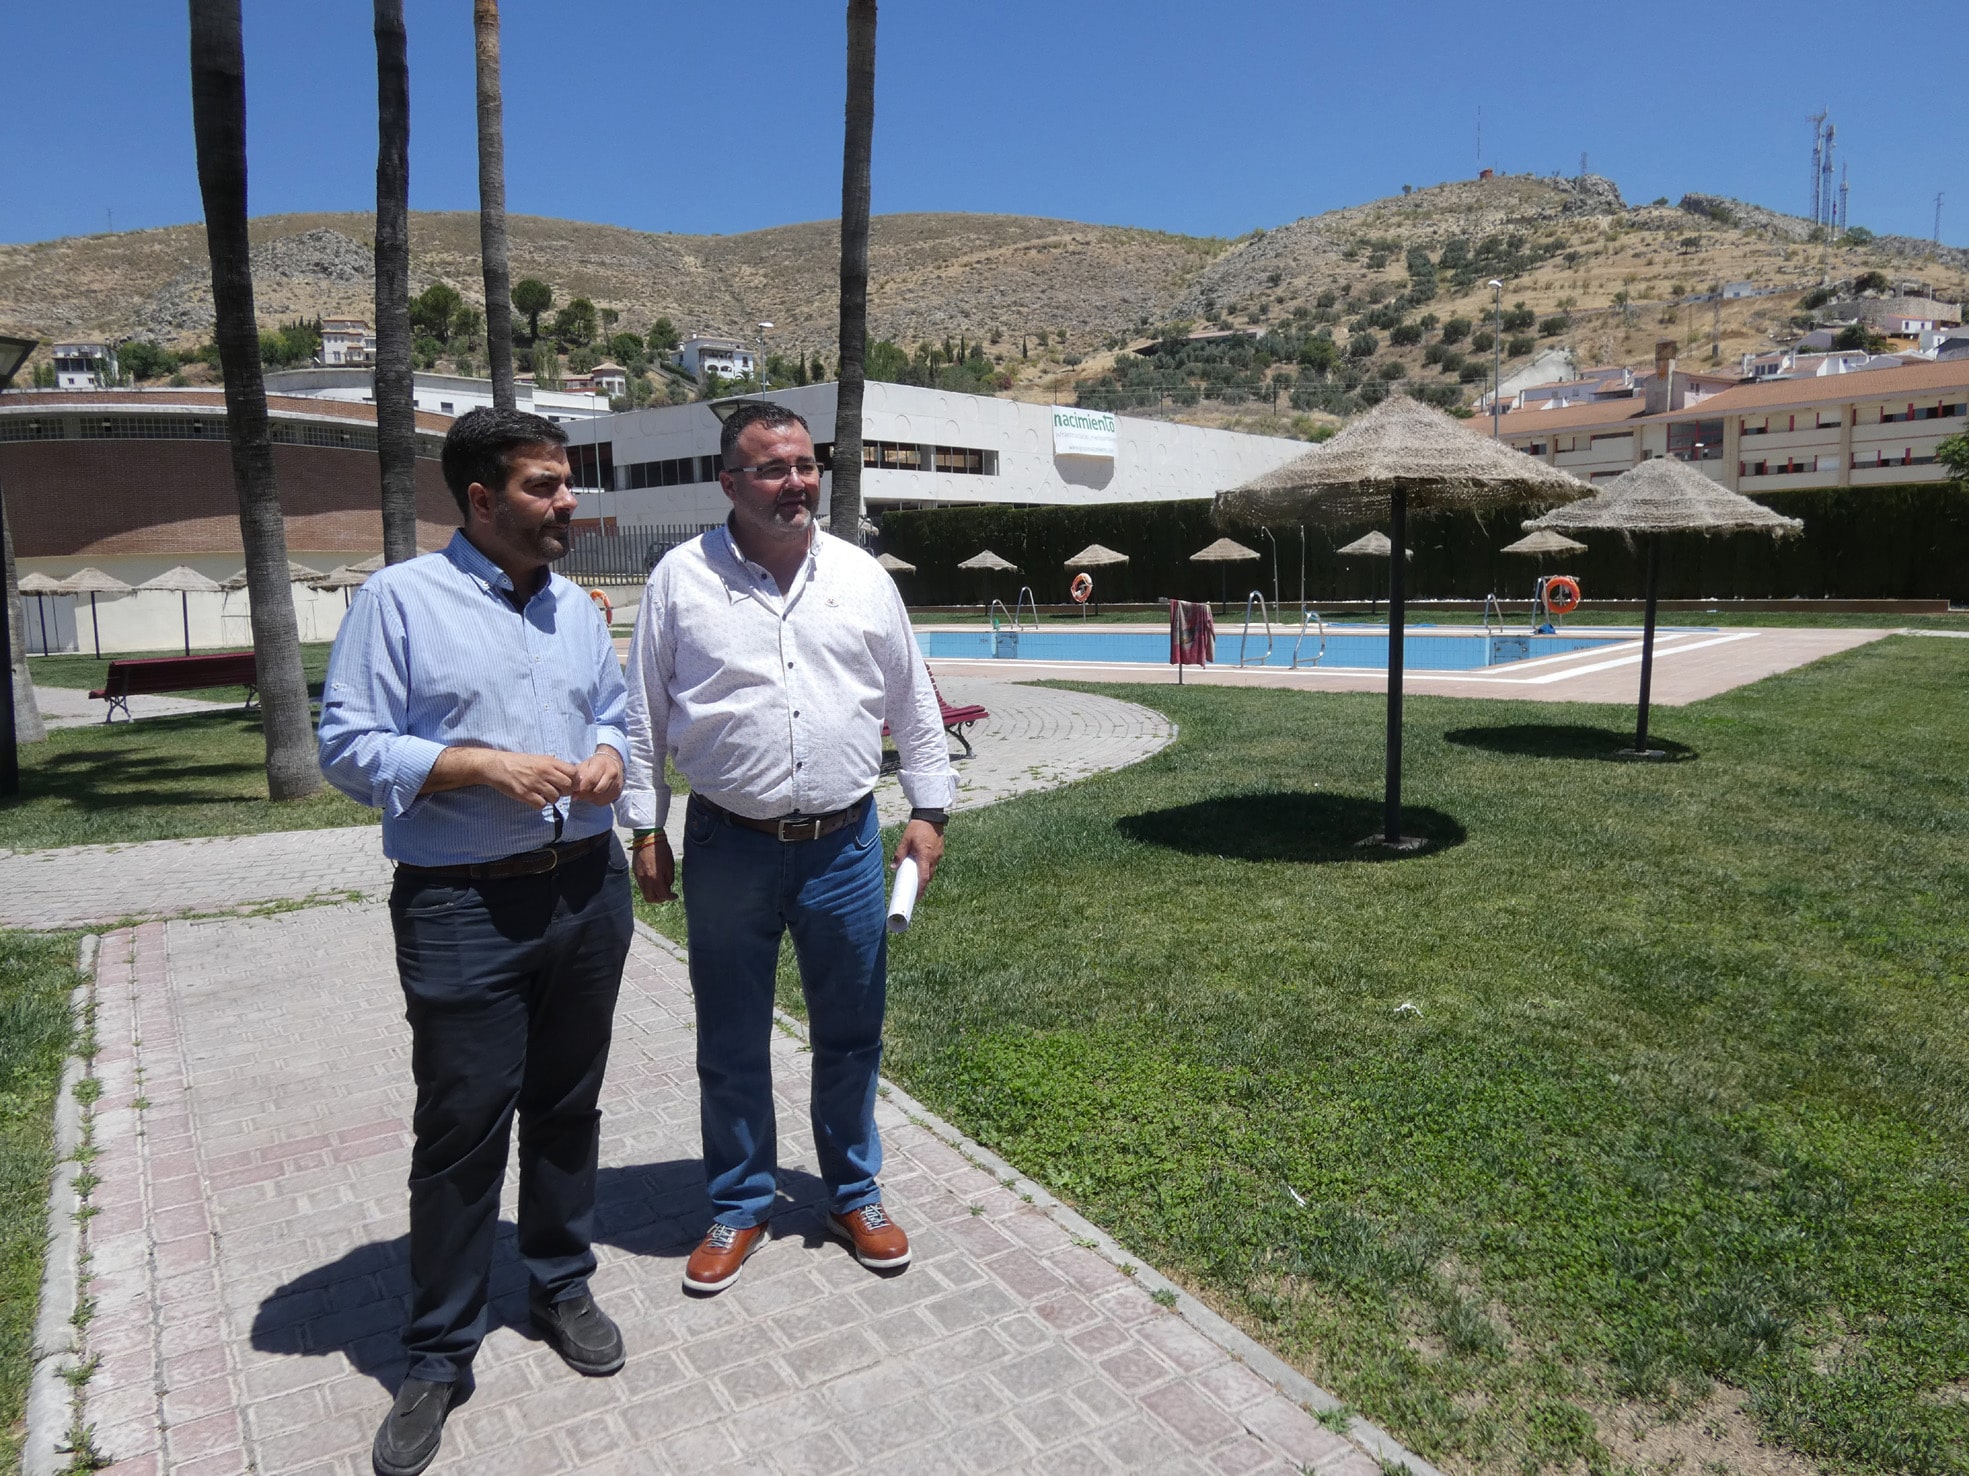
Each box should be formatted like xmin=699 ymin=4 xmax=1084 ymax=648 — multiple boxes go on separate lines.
xmin=1422 ymin=343 xmax=1447 ymax=366
xmin=1438 ymin=349 xmax=1467 ymax=373
xmin=1471 ymin=329 xmax=1496 ymax=353
xmin=1539 ymin=315 xmax=1569 ymax=336
xmin=1500 ymin=304 xmax=1536 ymax=332
xmin=1508 ymin=335 xmax=1536 ymax=357
xmin=1801 ymin=287 xmax=1833 ymax=311
xmin=1440 ymin=317 xmax=1471 ymax=345
xmin=1390 ymin=322 xmax=1424 ymax=347
xmin=1377 ymin=359 xmax=1406 ymax=380
xmin=1346 ymin=332 xmax=1378 ymax=359
xmin=1458 ymin=362 xmax=1488 ymax=383
xmin=1853 ymin=270 xmax=1890 ymax=295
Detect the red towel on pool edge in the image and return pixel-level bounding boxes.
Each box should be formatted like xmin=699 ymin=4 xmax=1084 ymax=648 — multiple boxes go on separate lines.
xmin=1170 ymin=600 xmax=1215 ymax=665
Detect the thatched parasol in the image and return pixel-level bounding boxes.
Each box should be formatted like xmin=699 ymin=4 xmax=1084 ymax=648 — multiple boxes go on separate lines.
xmin=876 ymin=552 xmax=916 ymax=575
xmin=19 ymin=572 xmax=62 ymax=656
xmin=1528 ymin=457 xmax=1801 ymax=756
xmin=1501 ymin=529 xmax=1587 ymax=556
xmin=956 ymin=548 xmax=1019 ymax=610
xmin=139 ymin=566 xmax=224 ymax=655
xmin=220 ymin=561 xmax=327 ymax=592
xmin=349 ymin=553 xmax=388 ymax=573
xmin=1335 ymin=530 xmax=1411 ymax=615
xmin=1218 ymin=394 xmax=1589 ymax=848
xmin=1062 ymin=544 xmax=1127 ymax=613
xmin=58 ymin=567 xmax=134 ymax=659
xmin=1189 ymin=536 xmax=1260 ymax=611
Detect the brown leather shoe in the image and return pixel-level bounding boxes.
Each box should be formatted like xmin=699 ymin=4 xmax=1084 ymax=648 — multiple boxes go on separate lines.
xmin=682 ymin=1222 xmax=766 ymax=1293
xmin=827 ymin=1203 xmax=911 ymax=1270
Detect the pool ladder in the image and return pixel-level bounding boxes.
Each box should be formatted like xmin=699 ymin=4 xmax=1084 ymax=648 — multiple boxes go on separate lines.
xmin=989 ymin=587 xmax=1040 ymax=633
xmin=1239 ymin=594 xmax=1328 ymax=669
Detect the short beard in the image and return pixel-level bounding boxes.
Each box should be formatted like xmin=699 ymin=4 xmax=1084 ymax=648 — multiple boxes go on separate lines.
xmin=494 ymin=500 xmax=570 ymax=563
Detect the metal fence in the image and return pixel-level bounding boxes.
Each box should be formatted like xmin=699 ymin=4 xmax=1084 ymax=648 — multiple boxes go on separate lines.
xmin=562 ymin=522 xmax=719 ymax=583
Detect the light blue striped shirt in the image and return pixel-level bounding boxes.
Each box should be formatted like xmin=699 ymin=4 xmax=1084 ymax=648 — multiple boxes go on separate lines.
xmin=318 ymin=530 xmax=627 ymax=866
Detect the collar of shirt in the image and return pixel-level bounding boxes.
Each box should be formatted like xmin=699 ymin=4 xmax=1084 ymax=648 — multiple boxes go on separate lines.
xmin=444 ymin=528 xmax=549 ymax=607
xmin=717 ymin=519 xmax=821 ymax=608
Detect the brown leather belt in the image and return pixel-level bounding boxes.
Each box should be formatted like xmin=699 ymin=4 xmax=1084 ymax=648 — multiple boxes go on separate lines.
xmin=395 ymin=830 xmax=611 ymax=882
xmin=699 ymin=795 xmax=868 ymax=842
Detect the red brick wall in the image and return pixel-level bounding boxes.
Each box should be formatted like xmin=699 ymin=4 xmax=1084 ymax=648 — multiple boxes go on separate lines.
xmin=0 ymin=440 xmax=458 ymax=557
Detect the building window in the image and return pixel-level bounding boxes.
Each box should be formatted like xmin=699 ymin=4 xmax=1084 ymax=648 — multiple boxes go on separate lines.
xmin=1740 ymin=418 xmax=1767 ymax=435
xmin=568 ymin=441 xmax=614 ymax=490
xmin=1667 ymin=419 xmax=1724 ymax=461
xmin=1588 ymin=431 xmax=1634 ymax=446
xmin=619 ymin=451 xmax=718 ymax=490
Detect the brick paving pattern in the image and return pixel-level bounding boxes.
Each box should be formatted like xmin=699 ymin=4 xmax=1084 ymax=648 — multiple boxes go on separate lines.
xmin=76 ymin=905 xmax=1386 ymax=1475
xmin=0 ymin=676 xmax=1175 ymax=932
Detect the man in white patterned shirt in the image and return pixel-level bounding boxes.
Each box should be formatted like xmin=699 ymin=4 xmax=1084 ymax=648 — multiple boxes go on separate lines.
xmin=618 ymin=400 xmax=955 ymax=1293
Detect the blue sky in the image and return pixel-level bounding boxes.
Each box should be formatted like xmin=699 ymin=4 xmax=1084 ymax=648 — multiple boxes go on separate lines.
xmin=5 ymin=1 xmax=1964 ymax=247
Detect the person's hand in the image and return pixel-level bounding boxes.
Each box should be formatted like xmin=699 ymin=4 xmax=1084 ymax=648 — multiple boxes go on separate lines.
xmin=894 ymin=819 xmax=945 ymax=899
xmin=633 ymin=833 xmax=677 ymax=903
xmin=571 ymin=747 xmax=624 ymax=806
xmin=460 ymin=750 xmax=577 ymax=808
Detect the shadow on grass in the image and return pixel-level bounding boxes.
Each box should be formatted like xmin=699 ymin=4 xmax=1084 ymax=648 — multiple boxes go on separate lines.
xmin=1443 ymin=724 xmax=1698 ymax=763
xmin=1116 ymin=791 xmax=1467 ymax=863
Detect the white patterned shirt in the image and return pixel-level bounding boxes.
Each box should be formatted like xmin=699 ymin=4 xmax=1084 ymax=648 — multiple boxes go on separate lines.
xmin=617 ymin=524 xmax=956 ymax=830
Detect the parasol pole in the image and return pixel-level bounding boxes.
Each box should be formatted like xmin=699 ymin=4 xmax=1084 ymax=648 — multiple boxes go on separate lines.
xmin=35 ymin=593 xmax=48 ymax=656
xmin=1631 ymin=533 xmax=1661 ymax=756
xmin=89 ymin=592 xmax=101 ymax=660
xmin=181 ymin=590 xmax=192 ymax=656
xmin=1383 ymin=487 xmax=1407 ymax=845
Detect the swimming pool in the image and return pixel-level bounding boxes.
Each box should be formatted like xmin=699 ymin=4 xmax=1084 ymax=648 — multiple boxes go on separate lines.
xmin=916 ymin=625 xmax=1628 ymax=672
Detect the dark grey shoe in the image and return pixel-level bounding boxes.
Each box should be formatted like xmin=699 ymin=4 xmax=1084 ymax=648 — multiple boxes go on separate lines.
xmin=372 ymin=1375 xmax=469 ymax=1476
xmin=530 ymin=1290 xmax=626 ymax=1376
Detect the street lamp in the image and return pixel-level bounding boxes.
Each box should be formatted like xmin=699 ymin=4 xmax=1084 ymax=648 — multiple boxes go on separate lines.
xmin=755 ymin=321 xmax=773 ymax=391
xmin=0 ymin=333 xmax=38 ymax=797
xmin=1488 ymin=278 xmax=1504 ymax=438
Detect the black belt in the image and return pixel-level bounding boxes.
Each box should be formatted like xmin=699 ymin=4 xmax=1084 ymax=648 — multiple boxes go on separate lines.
xmin=698 ymin=795 xmax=868 ymax=842
xmin=395 ymin=830 xmax=611 ymax=881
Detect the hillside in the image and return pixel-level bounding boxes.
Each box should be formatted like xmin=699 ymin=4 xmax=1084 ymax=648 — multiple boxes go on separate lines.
xmin=0 ymin=210 xmax=1224 ymax=362
xmin=4 ymin=177 xmax=1964 ymax=424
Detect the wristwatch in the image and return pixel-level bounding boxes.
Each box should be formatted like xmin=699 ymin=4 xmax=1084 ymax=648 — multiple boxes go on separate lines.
xmin=909 ymin=807 xmax=949 ymax=829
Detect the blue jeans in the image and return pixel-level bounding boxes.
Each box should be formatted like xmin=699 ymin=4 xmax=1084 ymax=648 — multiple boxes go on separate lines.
xmin=681 ymin=795 xmax=889 ymax=1227
xmin=389 ymin=836 xmax=633 ymax=1382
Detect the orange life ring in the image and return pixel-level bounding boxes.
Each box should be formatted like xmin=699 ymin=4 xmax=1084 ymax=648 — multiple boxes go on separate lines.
xmin=1543 ymin=575 xmax=1581 ymax=615
xmin=1070 ymin=572 xmax=1094 ymax=604
xmin=587 ymin=587 xmax=614 ymax=623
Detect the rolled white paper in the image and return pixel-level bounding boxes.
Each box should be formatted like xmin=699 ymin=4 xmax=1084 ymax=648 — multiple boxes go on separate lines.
xmin=887 ymin=857 xmax=921 ymax=933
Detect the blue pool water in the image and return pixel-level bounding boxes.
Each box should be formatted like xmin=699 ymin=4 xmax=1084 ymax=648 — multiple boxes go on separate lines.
xmin=917 ymin=626 xmax=1625 ymax=671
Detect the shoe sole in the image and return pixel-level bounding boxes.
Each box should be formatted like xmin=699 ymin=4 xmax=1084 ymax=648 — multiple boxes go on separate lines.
xmin=681 ymin=1230 xmax=764 ymax=1293
xmin=826 ymin=1217 xmax=912 ymax=1270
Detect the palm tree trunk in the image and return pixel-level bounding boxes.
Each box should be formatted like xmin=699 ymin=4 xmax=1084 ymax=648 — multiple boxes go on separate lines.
xmin=474 ymin=0 xmax=516 ymax=411
xmin=830 ymin=0 xmax=876 ymax=542
xmin=373 ymin=0 xmax=418 ymax=565
xmin=3 ymin=488 xmax=46 ymax=753
xmin=189 ymin=0 xmax=321 ymax=801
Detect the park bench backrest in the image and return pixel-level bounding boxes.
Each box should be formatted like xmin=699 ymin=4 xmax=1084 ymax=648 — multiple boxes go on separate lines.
xmin=101 ymin=652 xmax=259 ymax=697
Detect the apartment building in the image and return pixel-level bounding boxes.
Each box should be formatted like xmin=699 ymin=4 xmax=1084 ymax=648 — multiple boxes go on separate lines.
xmin=675 ymin=335 xmax=755 ymax=383
xmin=52 ymin=342 xmax=118 ymax=390
xmin=1495 ymin=358 xmax=1969 ymax=491
xmin=320 ymin=318 xmax=376 ymax=366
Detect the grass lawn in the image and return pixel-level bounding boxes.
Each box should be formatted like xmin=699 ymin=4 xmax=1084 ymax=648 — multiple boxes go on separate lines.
xmin=0 ymin=933 xmax=80 ymax=1473
xmin=647 ymin=636 xmax=1969 ymax=1473
xmin=2 ymin=711 xmax=372 ymax=851
xmin=26 ymin=642 xmax=336 ymax=706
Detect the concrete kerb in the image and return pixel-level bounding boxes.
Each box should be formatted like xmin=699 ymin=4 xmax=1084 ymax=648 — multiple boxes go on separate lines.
xmin=22 ymin=934 xmax=100 ymax=1476
xmin=631 ymin=918 xmax=1447 ymax=1476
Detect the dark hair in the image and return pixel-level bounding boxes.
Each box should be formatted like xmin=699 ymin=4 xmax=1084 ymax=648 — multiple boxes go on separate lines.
xmin=440 ymin=406 xmax=569 ymax=515
xmin=718 ymin=400 xmax=810 ymax=467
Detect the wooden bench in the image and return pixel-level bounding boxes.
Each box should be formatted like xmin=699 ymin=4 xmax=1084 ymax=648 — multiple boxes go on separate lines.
xmin=883 ymin=677 xmax=990 ymax=762
xmin=90 ymin=652 xmax=259 ymax=722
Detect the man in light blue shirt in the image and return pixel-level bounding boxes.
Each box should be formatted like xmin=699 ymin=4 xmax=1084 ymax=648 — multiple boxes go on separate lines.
xmin=320 ymin=407 xmax=634 ymax=1476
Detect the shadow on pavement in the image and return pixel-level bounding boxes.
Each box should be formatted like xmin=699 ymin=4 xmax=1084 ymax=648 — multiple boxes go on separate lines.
xmin=248 ymin=1159 xmax=827 ymax=1395
xmin=1116 ymin=790 xmax=1467 ymax=863
xmin=1443 ymin=724 xmax=1697 ymax=762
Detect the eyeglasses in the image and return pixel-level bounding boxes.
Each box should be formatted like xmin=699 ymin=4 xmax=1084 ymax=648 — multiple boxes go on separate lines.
xmin=729 ymin=459 xmax=822 ymax=484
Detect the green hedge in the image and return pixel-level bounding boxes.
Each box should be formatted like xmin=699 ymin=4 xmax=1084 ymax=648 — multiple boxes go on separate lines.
xmin=877 ymin=484 xmax=1969 ymax=605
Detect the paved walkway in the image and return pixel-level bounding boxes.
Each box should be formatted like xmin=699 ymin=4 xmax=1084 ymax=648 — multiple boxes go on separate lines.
xmin=75 ymin=910 xmax=1391 ymax=1476
xmin=924 ymin=623 xmax=1889 ymax=705
xmin=23 ymin=675 xmax=1427 ymax=1474
xmin=32 ymin=683 xmax=234 ymax=730
xmin=0 ymin=678 xmax=1174 ymax=932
